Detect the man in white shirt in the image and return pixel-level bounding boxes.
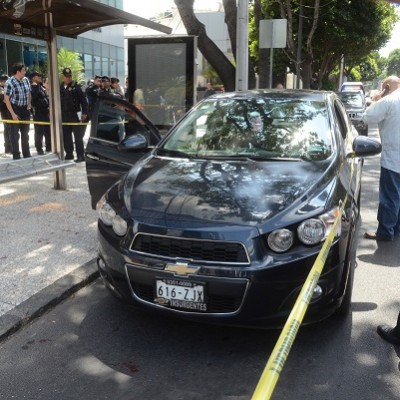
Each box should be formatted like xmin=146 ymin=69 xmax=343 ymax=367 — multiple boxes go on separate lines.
xmin=363 ymin=75 xmax=400 ymax=241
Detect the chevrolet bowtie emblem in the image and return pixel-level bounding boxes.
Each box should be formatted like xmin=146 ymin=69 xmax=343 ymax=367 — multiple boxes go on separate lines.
xmin=165 ymin=263 xmax=200 ymax=276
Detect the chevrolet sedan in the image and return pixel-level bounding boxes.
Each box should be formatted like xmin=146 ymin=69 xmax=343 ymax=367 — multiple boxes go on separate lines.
xmin=86 ymin=90 xmax=381 ymax=328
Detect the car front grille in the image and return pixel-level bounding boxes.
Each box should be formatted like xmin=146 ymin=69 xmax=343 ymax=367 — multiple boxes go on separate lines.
xmin=132 ymin=282 xmax=242 ymax=313
xmin=130 ymin=233 xmax=250 ymax=264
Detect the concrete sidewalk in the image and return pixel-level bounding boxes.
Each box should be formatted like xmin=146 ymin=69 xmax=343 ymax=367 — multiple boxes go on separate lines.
xmin=0 ymin=126 xmax=99 ymax=342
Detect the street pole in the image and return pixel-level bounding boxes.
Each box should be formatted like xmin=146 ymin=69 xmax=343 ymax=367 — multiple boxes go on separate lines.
xmin=236 ymin=0 xmax=249 ymax=91
xmin=296 ymin=0 xmax=303 ymax=89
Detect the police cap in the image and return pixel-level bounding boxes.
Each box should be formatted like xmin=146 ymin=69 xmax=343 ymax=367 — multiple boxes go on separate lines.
xmin=30 ymin=71 xmax=42 ymax=79
xmin=101 ymin=76 xmax=110 ymax=83
xmin=62 ymin=67 xmax=72 ymax=77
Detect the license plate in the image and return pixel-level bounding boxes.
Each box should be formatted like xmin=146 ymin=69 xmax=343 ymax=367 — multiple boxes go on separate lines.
xmin=155 ymin=279 xmax=207 ymax=311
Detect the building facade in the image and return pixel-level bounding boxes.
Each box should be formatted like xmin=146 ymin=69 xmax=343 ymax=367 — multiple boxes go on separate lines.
xmin=0 ymin=0 xmax=125 ymax=83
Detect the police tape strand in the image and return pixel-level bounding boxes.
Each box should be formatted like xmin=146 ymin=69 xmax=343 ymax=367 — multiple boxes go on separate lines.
xmin=0 ymin=118 xmax=90 ymax=126
xmin=251 ymin=160 xmax=354 ymax=400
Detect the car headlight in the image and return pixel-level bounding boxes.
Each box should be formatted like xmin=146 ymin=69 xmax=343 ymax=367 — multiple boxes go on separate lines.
xmin=297 ymin=207 xmax=340 ymax=245
xmin=297 ymin=218 xmax=325 ymax=245
xmin=97 ymin=196 xmax=128 ymax=237
xmin=267 ymin=229 xmax=294 ymax=253
xmin=112 ymin=215 xmax=128 ymax=236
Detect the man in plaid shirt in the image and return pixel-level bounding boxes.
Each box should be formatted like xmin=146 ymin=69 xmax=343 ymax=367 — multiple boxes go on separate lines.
xmin=3 ymin=62 xmax=32 ymax=160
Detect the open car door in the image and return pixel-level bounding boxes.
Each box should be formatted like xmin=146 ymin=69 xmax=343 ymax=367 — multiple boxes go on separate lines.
xmin=85 ymin=95 xmax=161 ymax=209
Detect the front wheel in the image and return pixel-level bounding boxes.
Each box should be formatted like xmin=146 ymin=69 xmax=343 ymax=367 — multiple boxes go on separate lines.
xmin=334 ymin=259 xmax=354 ymax=316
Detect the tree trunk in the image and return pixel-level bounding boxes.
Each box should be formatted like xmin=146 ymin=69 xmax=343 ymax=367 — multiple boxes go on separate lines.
xmin=175 ymin=0 xmax=236 ymax=91
xmin=175 ymin=0 xmax=256 ymax=91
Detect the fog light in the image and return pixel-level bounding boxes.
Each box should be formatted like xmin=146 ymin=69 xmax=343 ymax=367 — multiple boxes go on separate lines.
xmin=312 ymin=285 xmax=323 ymax=300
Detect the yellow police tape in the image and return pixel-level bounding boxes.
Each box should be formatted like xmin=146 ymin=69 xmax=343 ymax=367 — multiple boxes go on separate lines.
xmin=0 ymin=119 xmax=89 ymax=126
xmin=252 ymin=159 xmax=354 ymax=400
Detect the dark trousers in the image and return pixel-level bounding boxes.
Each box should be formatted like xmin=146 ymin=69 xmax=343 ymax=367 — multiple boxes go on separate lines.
xmin=62 ymin=112 xmax=84 ymax=159
xmin=33 ymin=112 xmax=51 ymax=152
xmin=2 ymin=120 xmax=12 ymax=153
xmin=10 ymin=105 xmax=31 ymax=159
xmin=377 ymin=167 xmax=400 ymax=240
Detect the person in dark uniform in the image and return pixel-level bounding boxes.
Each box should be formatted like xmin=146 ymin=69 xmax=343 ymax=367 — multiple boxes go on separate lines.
xmin=60 ymin=67 xmax=88 ymax=162
xmin=100 ymin=76 xmax=113 ymax=95
xmin=85 ymin=75 xmax=102 ymax=121
xmin=30 ymin=71 xmax=51 ymax=154
xmin=0 ymin=74 xmax=12 ymax=154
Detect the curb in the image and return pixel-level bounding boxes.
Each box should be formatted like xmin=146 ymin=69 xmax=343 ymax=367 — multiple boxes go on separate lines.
xmin=0 ymin=259 xmax=99 ymax=344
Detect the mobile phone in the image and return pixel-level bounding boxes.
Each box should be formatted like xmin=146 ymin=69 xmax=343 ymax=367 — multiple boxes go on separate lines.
xmin=383 ymin=84 xmax=390 ymax=96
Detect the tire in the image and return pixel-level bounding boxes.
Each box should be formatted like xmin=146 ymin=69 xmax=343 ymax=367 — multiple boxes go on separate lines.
xmin=335 ymin=257 xmax=354 ymax=316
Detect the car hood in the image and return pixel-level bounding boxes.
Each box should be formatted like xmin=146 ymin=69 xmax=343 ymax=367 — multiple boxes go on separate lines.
xmin=121 ymin=155 xmax=335 ymax=227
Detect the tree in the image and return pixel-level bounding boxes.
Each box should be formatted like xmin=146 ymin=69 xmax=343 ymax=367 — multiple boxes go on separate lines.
xmin=256 ymin=0 xmax=398 ymax=88
xmin=57 ymin=48 xmax=85 ymax=84
xmin=386 ymin=48 xmax=400 ymax=76
xmin=174 ymin=0 xmax=398 ymax=90
xmin=174 ymin=0 xmax=258 ymax=90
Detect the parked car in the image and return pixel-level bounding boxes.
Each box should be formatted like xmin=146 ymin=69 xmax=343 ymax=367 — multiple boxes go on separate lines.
xmin=85 ymin=90 xmax=381 ymax=328
xmin=336 ymin=90 xmax=368 ymax=136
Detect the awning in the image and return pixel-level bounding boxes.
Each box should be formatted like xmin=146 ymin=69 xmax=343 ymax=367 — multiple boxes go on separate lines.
xmin=0 ymin=0 xmax=172 ymax=39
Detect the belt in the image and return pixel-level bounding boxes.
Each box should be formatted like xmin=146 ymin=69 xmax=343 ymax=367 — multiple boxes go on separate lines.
xmin=12 ymin=104 xmax=28 ymax=109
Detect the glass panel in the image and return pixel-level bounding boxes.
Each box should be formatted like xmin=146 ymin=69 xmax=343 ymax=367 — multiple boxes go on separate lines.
xmin=0 ymin=39 xmax=7 ymax=75
xmin=93 ymin=56 xmax=101 ymax=77
xmin=84 ymin=54 xmax=93 ymax=79
xmin=135 ymin=43 xmax=186 ymax=127
xmin=95 ymin=100 xmax=152 ymax=143
xmin=6 ymin=40 xmax=23 ymax=72
xmin=102 ymin=57 xmax=108 ymax=76
xmin=163 ymin=97 xmax=333 ymax=161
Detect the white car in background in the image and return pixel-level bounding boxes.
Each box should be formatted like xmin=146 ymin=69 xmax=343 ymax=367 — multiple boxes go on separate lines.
xmin=341 ymin=81 xmax=365 ymax=94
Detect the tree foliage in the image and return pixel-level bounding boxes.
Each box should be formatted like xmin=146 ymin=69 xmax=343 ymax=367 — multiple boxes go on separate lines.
xmin=57 ymin=48 xmax=85 ymax=84
xmin=174 ymin=0 xmax=398 ymax=90
xmin=386 ymin=48 xmax=400 ymax=76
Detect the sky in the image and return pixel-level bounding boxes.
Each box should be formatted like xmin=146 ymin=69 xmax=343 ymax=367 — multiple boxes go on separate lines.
xmin=380 ymin=21 xmax=400 ymax=57
xmin=123 ymin=0 xmax=221 ymax=18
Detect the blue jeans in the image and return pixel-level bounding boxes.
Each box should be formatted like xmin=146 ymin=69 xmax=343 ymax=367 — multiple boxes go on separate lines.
xmin=376 ymin=167 xmax=400 ymax=240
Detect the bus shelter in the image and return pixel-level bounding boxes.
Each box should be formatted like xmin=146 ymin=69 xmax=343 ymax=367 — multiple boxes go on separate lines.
xmin=0 ymin=0 xmax=171 ymax=189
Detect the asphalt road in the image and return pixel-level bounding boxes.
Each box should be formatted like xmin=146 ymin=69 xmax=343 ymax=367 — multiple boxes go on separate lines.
xmin=0 ymin=125 xmax=399 ymax=400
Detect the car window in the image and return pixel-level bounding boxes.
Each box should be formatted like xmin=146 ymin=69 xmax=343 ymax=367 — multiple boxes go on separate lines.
xmin=162 ymin=97 xmax=333 ymax=161
xmin=95 ymin=100 xmax=153 ymax=144
xmin=333 ymin=100 xmax=349 ymax=140
xmin=337 ymin=92 xmax=364 ymax=108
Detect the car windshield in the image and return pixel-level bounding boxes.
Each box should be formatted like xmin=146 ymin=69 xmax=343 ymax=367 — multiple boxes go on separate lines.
xmin=161 ymin=96 xmax=333 ymax=161
xmin=338 ymin=93 xmax=364 ymax=108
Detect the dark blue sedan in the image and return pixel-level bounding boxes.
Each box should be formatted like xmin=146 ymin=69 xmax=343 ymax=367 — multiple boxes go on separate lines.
xmin=85 ymin=90 xmax=381 ymax=328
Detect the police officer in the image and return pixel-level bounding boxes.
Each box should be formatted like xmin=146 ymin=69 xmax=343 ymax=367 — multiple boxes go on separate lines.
xmin=31 ymin=72 xmax=51 ymax=155
xmin=85 ymin=75 xmax=102 ymax=121
xmin=100 ymin=76 xmax=113 ymax=95
xmin=0 ymin=74 xmax=12 ymax=154
xmin=60 ymin=67 xmax=88 ymax=162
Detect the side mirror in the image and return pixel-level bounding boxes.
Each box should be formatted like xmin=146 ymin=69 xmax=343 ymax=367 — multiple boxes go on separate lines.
xmin=349 ymin=136 xmax=382 ymax=157
xmin=117 ymin=134 xmax=148 ymax=151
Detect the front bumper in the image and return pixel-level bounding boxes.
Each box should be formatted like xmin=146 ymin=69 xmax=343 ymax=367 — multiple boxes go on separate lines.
xmin=96 ymin=225 xmax=348 ymax=328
